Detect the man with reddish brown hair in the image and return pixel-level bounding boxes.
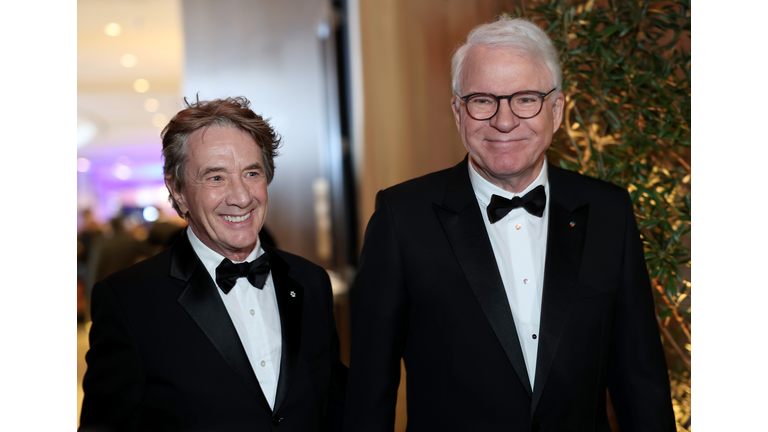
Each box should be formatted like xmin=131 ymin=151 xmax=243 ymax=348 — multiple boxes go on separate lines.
xmin=81 ymin=97 xmax=346 ymax=432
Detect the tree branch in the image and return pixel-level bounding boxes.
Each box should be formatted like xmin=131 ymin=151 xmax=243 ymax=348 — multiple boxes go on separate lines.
xmin=654 ymin=283 xmax=691 ymax=342
xmin=656 ymin=314 xmax=691 ymax=369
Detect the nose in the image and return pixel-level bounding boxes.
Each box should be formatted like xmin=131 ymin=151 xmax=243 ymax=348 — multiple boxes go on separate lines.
xmin=226 ymin=176 xmax=253 ymax=208
xmin=489 ymin=99 xmax=520 ymax=132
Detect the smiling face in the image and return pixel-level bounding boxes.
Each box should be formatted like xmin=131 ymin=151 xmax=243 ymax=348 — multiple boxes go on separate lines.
xmin=168 ymin=126 xmax=268 ymax=261
xmin=451 ymin=46 xmax=564 ymax=192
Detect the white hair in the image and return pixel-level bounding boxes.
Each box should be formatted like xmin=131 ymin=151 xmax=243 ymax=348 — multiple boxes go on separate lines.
xmin=451 ymin=16 xmax=562 ymax=100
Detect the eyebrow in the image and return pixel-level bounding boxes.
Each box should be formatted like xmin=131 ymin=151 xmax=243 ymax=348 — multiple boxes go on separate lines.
xmin=199 ymin=162 xmax=263 ymax=178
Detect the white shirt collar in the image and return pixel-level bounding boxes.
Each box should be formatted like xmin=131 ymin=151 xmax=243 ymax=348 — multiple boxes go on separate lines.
xmin=186 ymin=226 xmax=264 ymax=285
xmin=468 ymin=158 xmax=549 ymax=206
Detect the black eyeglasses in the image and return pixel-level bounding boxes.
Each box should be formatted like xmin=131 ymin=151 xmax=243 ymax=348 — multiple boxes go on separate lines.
xmin=458 ymin=88 xmax=557 ymax=120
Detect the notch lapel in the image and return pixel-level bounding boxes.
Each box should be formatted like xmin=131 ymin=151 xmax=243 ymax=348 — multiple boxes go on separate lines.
xmin=433 ymin=158 xmax=533 ymax=397
xmin=530 ymin=164 xmax=589 ymax=416
xmin=172 ymin=230 xmax=271 ymax=412
xmin=263 ymin=245 xmax=304 ymax=413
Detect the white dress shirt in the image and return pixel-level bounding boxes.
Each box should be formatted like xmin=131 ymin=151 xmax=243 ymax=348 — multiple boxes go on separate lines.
xmin=187 ymin=227 xmax=282 ymax=409
xmin=469 ymin=160 xmax=550 ymax=390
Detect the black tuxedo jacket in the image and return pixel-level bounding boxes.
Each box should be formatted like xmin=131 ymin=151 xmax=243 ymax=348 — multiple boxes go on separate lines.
xmin=343 ymin=158 xmax=675 ymax=432
xmin=80 ymin=230 xmax=346 ymax=432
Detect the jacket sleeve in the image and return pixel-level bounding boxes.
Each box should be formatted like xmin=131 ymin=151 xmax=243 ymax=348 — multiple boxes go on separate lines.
xmin=343 ymin=191 xmax=409 ymax=432
xmin=79 ymin=281 xmax=145 ymax=432
xmin=607 ymin=191 xmax=676 ymax=432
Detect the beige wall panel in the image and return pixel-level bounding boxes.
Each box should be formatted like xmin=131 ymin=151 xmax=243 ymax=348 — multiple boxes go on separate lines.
xmin=358 ymin=0 xmax=524 ymax=247
xmin=356 ymin=2 xmax=524 ymax=430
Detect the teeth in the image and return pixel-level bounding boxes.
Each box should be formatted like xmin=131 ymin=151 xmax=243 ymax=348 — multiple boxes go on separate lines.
xmin=223 ymin=212 xmax=251 ymax=223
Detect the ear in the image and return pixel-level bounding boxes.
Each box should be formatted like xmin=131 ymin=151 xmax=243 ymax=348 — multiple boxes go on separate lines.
xmin=165 ymin=176 xmax=188 ymax=215
xmin=551 ymin=92 xmax=565 ymax=134
xmin=450 ymin=96 xmax=462 ymax=132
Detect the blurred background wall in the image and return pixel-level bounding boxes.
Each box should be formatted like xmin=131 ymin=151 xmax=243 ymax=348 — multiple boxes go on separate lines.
xmin=356 ymin=0 xmax=523 ymax=245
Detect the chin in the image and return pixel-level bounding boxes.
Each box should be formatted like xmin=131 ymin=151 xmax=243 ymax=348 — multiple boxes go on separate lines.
xmin=491 ymin=157 xmax=524 ymax=173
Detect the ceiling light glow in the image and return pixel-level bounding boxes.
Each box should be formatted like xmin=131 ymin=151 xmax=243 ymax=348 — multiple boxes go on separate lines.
xmin=134 ymin=79 xmax=150 ymax=93
xmin=157 ymin=186 xmax=169 ymax=202
xmin=113 ymin=164 xmax=132 ymax=180
xmin=143 ymin=206 xmax=160 ymax=222
xmin=136 ymin=189 xmax=157 ymax=207
xmin=144 ymin=98 xmax=159 ymax=112
xmin=120 ymin=54 xmax=137 ymax=68
xmin=77 ymin=117 xmax=97 ymax=148
xmin=152 ymin=113 xmax=168 ymax=128
xmin=77 ymin=158 xmax=91 ymax=173
xmin=104 ymin=23 xmax=122 ymax=36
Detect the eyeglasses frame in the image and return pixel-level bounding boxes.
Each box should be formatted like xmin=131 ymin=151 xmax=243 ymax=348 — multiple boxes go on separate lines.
xmin=458 ymin=87 xmax=558 ymax=121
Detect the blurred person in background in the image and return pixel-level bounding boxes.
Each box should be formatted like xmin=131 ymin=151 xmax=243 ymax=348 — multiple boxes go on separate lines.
xmin=80 ymin=96 xmax=346 ymax=432
xmin=78 ymin=209 xmax=104 ymax=322
xmin=146 ymin=207 xmax=185 ymax=255
xmin=92 ymin=214 xmax=153 ymax=285
xmin=77 ymin=209 xmax=104 ymax=277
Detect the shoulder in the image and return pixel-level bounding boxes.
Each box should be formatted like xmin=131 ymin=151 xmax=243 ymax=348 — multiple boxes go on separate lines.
xmin=549 ymin=164 xmax=630 ymax=203
xmin=380 ymin=164 xmax=456 ymax=202
xmin=103 ymin=247 xmax=172 ymax=281
xmin=97 ymin=247 xmax=180 ymax=296
xmin=269 ymin=247 xmax=331 ymax=286
xmin=373 ymin=162 xmax=465 ymax=217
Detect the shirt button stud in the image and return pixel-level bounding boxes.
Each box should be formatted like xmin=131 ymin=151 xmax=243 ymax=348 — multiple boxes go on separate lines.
xmin=523 ymin=278 xmax=529 ymax=284
xmin=516 ymin=224 xmax=522 ymax=230
xmin=250 ymin=309 xmax=255 ymax=316
xmin=260 ymin=360 xmax=266 ymax=367
xmin=532 ymin=334 xmax=537 ymax=339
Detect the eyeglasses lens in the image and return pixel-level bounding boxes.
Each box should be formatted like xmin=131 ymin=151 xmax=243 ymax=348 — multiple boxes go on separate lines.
xmin=466 ymin=92 xmax=543 ymax=120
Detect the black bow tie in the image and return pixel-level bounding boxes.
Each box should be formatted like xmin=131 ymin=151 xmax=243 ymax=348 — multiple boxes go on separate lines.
xmin=487 ymin=185 xmax=546 ymax=223
xmin=215 ymin=252 xmax=271 ymax=294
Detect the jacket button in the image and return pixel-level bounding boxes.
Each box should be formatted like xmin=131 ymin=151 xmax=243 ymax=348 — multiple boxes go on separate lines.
xmin=272 ymin=415 xmax=282 ymax=425
xmin=531 ymin=421 xmax=541 ymax=432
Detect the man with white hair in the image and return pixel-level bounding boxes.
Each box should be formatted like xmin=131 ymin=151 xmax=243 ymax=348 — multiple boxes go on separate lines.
xmin=343 ymin=17 xmax=675 ymax=431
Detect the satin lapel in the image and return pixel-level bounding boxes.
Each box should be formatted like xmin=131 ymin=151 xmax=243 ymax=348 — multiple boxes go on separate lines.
xmin=530 ymin=164 xmax=589 ymax=416
xmin=171 ymin=230 xmax=271 ymax=411
xmin=263 ymin=245 xmax=304 ymax=413
xmin=433 ymin=158 xmax=533 ymax=397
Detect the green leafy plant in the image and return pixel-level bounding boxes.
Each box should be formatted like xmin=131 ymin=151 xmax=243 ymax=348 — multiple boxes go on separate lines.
xmin=517 ymin=0 xmax=691 ymax=430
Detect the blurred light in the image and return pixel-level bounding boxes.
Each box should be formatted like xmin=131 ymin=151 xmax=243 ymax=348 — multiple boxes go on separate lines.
xmin=136 ymin=188 xmax=157 ymax=207
xmin=104 ymin=23 xmax=122 ymax=36
xmin=77 ymin=118 xmax=97 ymax=148
xmin=317 ymin=20 xmax=330 ymax=39
xmin=106 ymin=194 xmax=122 ymax=216
xmin=152 ymin=113 xmax=168 ymax=128
xmin=120 ymin=54 xmax=137 ymax=68
xmin=157 ymin=185 xmax=169 ymax=201
xmin=77 ymin=158 xmax=91 ymax=173
xmin=134 ymin=79 xmax=150 ymax=93
xmin=143 ymin=206 xmax=160 ymax=222
xmin=113 ymin=164 xmax=132 ymax=180
xmin=144 ymin=98 xmax=159 ymax=112
xmin=131 ymin=164 xmax=164 ymax=180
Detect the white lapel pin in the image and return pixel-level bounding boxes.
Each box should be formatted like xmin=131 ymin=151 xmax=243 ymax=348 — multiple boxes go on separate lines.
xmin=290 ymin=291 xmax=296 ymax=298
